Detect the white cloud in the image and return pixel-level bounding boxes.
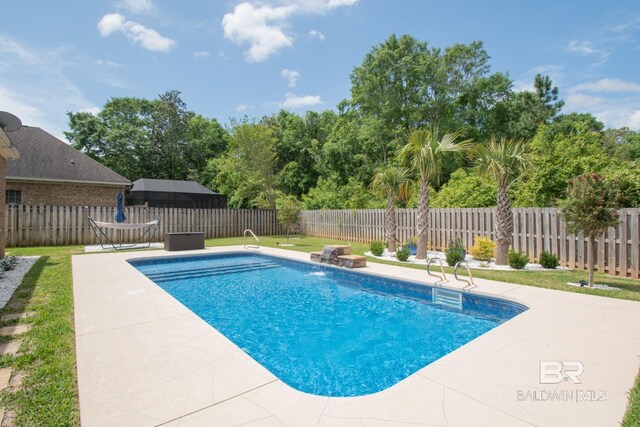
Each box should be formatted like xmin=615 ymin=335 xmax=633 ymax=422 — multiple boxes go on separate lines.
xmin=280 ymin=92 xmax=323 ymax=109
xmin=281 ymin=68 xmax=300 ymax=87
xmin=0 ymin=36 xmax=101 ymax=139
xmin=567 ymin=40 xmax=600 ymax=55
xmin=309 ymin=30 xmax=325 ymax=40
xmin=97 ymin=13 xmax=175 ymax=53
xmin=82 ymin=106 xmax=102 ymax=115
xmin=222 ymin=3 xmax=296 ymax=62
xmin=235 ymin=104 xmax=248 ymax=112
xmin=222 ymin=0 xmax=357 ymax=62
xmin=119 ymin=0 xmax=153 ymax=14
xmin=569 ymin=78 xmax=640 ymax=94
xmin=565 ymin=79 xmax=640 ymax=130
xmin=193 ymin=50 xmax=211 ymax=58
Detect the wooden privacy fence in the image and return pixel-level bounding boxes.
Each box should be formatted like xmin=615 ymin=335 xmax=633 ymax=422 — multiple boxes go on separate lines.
xmin=299 ymin=208 xmax=640 ymax=278
xmin=5 ymin=205 xmax=284 ymax=247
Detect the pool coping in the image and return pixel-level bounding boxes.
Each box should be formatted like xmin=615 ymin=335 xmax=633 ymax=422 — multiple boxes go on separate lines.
xmin=72 ymin=246 xmax=640 ymax=426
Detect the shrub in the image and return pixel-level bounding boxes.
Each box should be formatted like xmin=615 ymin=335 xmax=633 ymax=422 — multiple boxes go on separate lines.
xmin=370 ymin=240 xmax=385 ymax=256
xmin=396 ymin=246 xmax=410 ymax=262
xmin=0 ymin=256 xmax=17 ymax=271
xmin=445 ymin=238 xmax=466 ymax=266
xmin=539 ymin=251 xmax=559 ymax=269
xmin=507 ymin=250 xmax=528 ymax=269
xmin=469 ymin=236 xmax=495 ymax=262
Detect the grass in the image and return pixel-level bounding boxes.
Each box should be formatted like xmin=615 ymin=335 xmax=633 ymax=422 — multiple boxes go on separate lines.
xmin=0 ymin=246 xmax=83 ymax=427
xmin=624 ymin=370 xmax=640 ymax=426
xmin=0 ymin=235 xmax=638 ymax=424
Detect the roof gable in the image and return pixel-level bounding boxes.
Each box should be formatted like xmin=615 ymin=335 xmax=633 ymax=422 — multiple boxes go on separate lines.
xmin=6 ymin=126 xmax=130 ymax=185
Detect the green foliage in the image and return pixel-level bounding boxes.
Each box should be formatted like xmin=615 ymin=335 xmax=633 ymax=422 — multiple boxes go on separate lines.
xmin=0 ymin=255 xmax=17 ymax=271
xmin=276 ymin=194 xmax=302 ymax=236
xmin=470 ymin=236 xmax=495 ymax=262
xmin=66 ymin=91 xmax=227 ymax=183
xmin=302 ymin=176 xmax=384 ymax=210
xmin=473 ymin=137 xmax=528 ymax=188
xmin=445 ymin=239 xmax=466 ymax=266
xmin=507 ymin=250 xmax=528 ymax=269
xmin=370 ymin=240 xmax=385 ymax=256
xmin=514 ymin=114 xmax=613 ymax=207
xmin=560 ymin=173 xmax=623 ymax=238
xmin=396 ymin=246 xmax=410 ymax=261
xmin=211 ymin=121 xmax=278 ymax=209
xmin=431 ymin=169 xmax=497 ymax=208
xmin=539 ymin=251 xmax=559 ymax=269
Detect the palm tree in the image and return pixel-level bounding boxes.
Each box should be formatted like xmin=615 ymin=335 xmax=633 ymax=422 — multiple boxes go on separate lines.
xmin=398 ymin=129 xmax=473 ymax=259
xmin=371 ymin=166 xmax=409 ymax=252
xmin=473 ymin=137 xmax=528 ymax=265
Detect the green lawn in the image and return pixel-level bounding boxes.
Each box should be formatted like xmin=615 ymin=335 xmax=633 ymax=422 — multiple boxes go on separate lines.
xmin=207 ymin=235 xmax=640 ymax=301
xmin=0 ymin=236 xmax=638 ymax=425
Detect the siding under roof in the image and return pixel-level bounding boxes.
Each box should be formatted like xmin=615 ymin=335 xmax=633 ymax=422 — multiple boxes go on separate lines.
xmin=6 ymin=126 xmax=130 ymax=185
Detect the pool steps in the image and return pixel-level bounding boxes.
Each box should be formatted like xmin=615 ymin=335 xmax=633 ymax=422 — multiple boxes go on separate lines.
xmin=432 ymin=288 xmax=463 ymax=310
xmin=144 ymin=261 xmax=281 ymax=283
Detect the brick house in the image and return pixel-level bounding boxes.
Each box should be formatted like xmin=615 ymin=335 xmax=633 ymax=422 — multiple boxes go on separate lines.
xmin=5 ymin=126 xmax=130 ymax=206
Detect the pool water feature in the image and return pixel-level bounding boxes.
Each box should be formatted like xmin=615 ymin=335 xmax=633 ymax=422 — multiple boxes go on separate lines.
xmin=130 ymin=252 xmax=526 ymax=397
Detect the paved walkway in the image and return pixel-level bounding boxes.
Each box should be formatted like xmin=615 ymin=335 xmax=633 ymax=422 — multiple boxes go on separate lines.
xmin=72 ymin=246 xmax=640 ymax=426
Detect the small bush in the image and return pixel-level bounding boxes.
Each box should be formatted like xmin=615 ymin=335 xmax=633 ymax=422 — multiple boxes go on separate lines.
xmin=0 ymin=256 xmax=17 ymax=271
xmin=445 ymin=239 xmax=466 ymax=266
xmin=469 ymin=236 xmax=495 ymax=262
xmin=370 ymin=240 xmax=385 ymax=256
xmin=507 ymin=250 xmax=528 ymax=269
xmin=539 ymin=251 xmax=559 ymax=269
xmin=396 ymin=246 xmax=410 ymax=262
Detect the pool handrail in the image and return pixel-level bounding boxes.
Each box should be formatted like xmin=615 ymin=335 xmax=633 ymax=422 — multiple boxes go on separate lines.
xmin=426 ymin=257 xmax=447 ymax=283
xmin=454 ymin=260 xmax=476 ymax=290
xmin=244 ymin=229 xmax=260 ymax=249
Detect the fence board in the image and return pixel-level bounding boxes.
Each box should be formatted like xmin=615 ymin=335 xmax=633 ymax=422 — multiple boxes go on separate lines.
xmin=5 ymin=205 xmax=284 ymax=248
xmin=299 ymin=207 xmax=640 ymax=278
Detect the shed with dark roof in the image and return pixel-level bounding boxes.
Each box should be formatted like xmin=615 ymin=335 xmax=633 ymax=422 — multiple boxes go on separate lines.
xmin=126 ymin=178 xmax=227 ymax=209
xmin=5 ymin=126 xmax=130 ymax=206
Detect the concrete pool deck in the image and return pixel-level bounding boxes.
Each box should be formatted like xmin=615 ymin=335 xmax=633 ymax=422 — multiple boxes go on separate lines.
xmin=72 ymin=246 xmax=640 ymax=426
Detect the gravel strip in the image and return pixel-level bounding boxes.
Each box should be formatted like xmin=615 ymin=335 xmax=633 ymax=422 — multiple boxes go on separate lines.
xmin=0 ymin=257 xmax=40 ymax=309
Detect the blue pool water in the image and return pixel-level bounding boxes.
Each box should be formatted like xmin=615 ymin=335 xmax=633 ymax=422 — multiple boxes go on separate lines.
xmin=130 ymin=253 xmax=526 ymax=397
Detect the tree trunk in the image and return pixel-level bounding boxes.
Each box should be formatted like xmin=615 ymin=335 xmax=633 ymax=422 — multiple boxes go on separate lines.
xmin=494 ymin=185 xmax=512 ymax=265
xmin=588 ymin=234 xmax=596 ymax=287
xmin=385 ymin=193 xmax=397 ymax=253
xmin=416 ymin=177 xmax=430 ymax=259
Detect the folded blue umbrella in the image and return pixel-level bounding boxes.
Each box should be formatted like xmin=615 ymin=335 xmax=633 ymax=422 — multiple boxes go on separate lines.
xmin=115 ymin=191 xmax=127 ymax=223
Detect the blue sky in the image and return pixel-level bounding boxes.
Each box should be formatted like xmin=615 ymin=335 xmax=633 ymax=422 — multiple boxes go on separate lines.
xmin=1 ymin=0 xmax=639 ymax=139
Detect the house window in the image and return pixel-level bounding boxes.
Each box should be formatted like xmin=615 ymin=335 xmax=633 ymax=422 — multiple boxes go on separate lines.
xmin=5 ymin=190 xmax=21 ymax=205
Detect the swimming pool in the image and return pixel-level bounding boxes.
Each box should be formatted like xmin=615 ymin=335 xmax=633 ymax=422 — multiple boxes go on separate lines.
xmin=130 ymin=252 xmax=527 ymax=397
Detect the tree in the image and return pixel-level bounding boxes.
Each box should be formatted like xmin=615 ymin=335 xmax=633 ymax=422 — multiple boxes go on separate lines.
xmin=212 ymin=121 xmax=278 ymax=209
xmin=276 ymin=194 xmax=302 ymax=244
xmin=350 ymin=34 xmax=510 ymax=144
xmin=66 ymin=91 xmax=226 ymax=183
xmin=514 ymin=114 xmax=610 ymax=207
xmin=398 ymin=129 xmax=472 ymax=259
xmin=370 ymin=166 xmax=409 ymax=252
xmin=488 ymin=74 xmax=564 ymax=140
xmin=560 ymin=173 xmax=623 ymax=287
xmin=431 ymin=169 xmax=497 ymax=208
xmin=473 ymin=137 xmax=528 ymax=265
xmin=66 ymin=97 xmax=154 ymax=181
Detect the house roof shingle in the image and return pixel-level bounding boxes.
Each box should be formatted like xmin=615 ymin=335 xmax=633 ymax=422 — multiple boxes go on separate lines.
xmin=6 ymin=126 xmax=130 ymax=185
xmin=130 ymin=178 xmax=218 ymax=195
